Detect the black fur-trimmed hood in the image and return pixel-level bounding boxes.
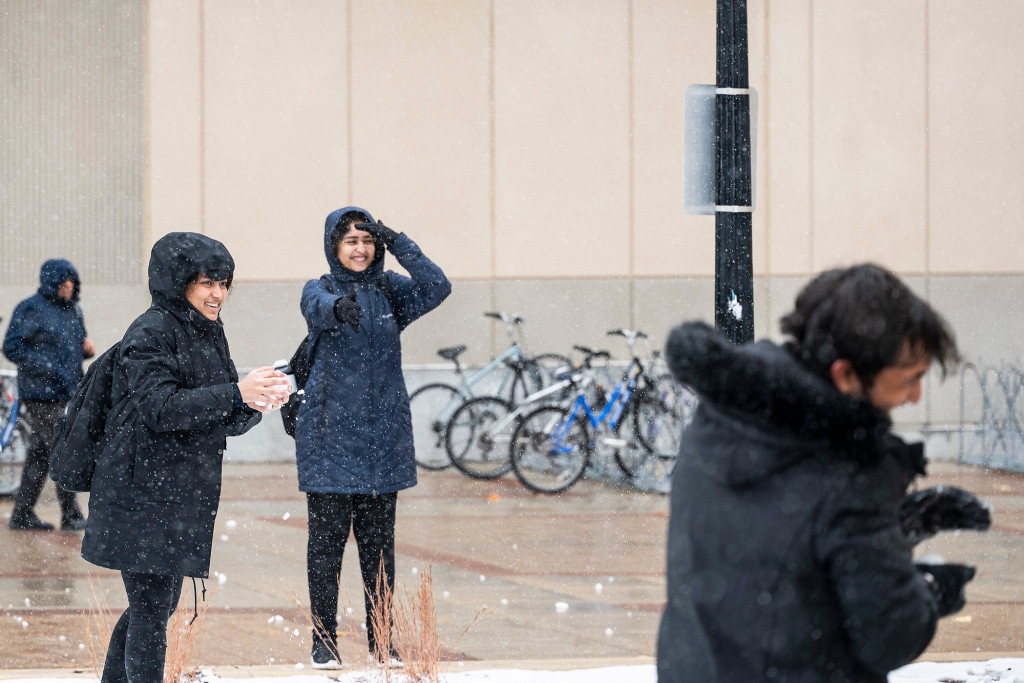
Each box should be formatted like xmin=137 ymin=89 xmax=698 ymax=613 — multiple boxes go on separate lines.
xmin=665 ymin=322 xmax=895 ymax=483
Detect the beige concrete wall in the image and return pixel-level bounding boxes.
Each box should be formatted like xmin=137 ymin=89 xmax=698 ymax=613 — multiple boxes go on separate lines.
xmin=142 ymin=0 xmax=1024 ymax=279
xmin=6 ymin=0 xmax=1024 ymax=439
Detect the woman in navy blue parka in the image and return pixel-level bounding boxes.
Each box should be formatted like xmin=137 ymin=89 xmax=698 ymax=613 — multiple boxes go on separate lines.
xmin=296 ymin=207 xmax=450 ymax=669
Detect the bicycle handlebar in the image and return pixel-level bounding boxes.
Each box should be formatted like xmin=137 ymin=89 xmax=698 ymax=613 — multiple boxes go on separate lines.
xmin=606 ymin=328 xmax=648 ymax=340
xmin=484 ymin=311 xmax=525 ymax=325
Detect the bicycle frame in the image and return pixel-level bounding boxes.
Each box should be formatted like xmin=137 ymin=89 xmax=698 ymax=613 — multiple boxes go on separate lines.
xmin=568 ymin=360 xmax=644 ymax=434
xmin=450 ymin=343 xmax=524 ymax=402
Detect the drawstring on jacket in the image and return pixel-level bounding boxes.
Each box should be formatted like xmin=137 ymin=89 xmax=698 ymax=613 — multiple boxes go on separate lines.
xmin=189 ymin=577 xmax=207 ymax=625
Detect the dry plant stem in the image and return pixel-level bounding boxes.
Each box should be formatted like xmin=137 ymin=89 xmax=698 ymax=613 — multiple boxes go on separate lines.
xmin=285 ymin=578 xmax=350 ymax=666
xmin=367 ymin=560 xmax=396 ymax=682
xmin=85 ymin=576 xmax=217 ymax=683
xmin=388 ymin=565 xmax=491 ymax=683
xmin=85 ymin=575 xmax=115 ymax=677
xmin=392 ymin=567 xmax=440 ymax=683
xmin=164 ymin=581 xmax=217 ymax=683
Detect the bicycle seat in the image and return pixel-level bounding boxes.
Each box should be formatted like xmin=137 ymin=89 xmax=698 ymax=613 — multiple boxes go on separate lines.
xmin=437 ymin=346 xmax=467 ymax=361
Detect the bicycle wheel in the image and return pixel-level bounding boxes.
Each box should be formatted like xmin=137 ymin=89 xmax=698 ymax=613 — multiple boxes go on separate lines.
xmin=528 ymin=353 xmax=574 ymax=389
xmin=445 ymin=396 xmax=519 ymax=479
xmin=409 ymin=383 xmax=460 ymax=470
xmin=511 ymin=405 xmax=590 ymax=494
xmin=614 ymin=397 xmax=679 ymax=484
xmin=0 ymin=421 xmax=29 ymax=497
xmin=612 ymin=397 xmax=656 ymax=478
xmin=654 ymin=374 xmax=698 ymax=429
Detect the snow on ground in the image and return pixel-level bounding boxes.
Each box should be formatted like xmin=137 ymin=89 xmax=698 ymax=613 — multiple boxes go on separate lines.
xmin=4 ymin=660 xmax=1024 ymax=683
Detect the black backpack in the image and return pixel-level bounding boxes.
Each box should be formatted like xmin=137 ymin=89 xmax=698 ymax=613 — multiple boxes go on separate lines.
xmin=280 ymin=275 xmax=399 ymax=438
xmin=49 ymin=341 xmax=133 ymax=492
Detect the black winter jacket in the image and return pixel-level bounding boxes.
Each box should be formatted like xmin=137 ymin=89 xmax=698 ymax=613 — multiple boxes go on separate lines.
xmin=81 ymin=233 xmax=260 ymax=578
xmin=656 ymin=322 xmax=938 ymax=683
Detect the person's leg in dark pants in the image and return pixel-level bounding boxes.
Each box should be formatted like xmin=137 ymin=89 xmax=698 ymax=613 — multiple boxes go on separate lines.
xmin=100 ymin=571 xmax=182 ymax=683
xmin=307 ymin=492 xmax=353 ymax=653
xmin=10 ymin=399 xmax=82 ymax=529
xmin=352 ymin=492 xmax=397 ymax=657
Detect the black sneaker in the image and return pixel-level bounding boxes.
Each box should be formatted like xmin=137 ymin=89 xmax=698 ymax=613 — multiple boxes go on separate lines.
xmin=60 ymin=514 xmax=87 ymax=532
xmin=310 ymin=639 xmax=341 ymax=670
xmin=8 ymin=513 xmax=55 ymax=531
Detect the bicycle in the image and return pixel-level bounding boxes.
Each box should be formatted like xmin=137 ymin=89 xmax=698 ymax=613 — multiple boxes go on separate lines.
xmin=509 ymin=329 xmax=685 ymax=494
xmin=444 ymin=345 xmax=610 ymax=480
xmin=0 ymin=369 xmax=31 ymax=497
xmin=616 ymin=372 xmax=698 ymax=488
xmin=408 ymin=311 xmax=571 ymax=471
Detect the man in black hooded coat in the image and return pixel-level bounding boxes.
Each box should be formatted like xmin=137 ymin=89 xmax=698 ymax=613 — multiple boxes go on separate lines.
xmin=656 ymin=264 xmax=987 ymax=683
xmin=82 ymin=232 xmax=290 ymax=683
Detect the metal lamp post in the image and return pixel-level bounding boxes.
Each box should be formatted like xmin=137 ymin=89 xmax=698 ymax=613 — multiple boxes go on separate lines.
xmin=714 ymin=0 xmax=754 ymax=344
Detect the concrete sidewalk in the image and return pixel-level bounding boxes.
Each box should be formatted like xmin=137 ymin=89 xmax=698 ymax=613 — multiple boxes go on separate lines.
xmin=0 ymin=460 xmax=1021 ymax=677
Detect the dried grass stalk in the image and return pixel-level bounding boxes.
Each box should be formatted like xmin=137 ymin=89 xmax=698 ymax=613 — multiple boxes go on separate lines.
xmin=164 ymin=581 xmax=217 ymax=683
xmin=383 ymin=564 xmax=492 ymax=683
xmin=366 ymin=560 xmax=397 ymax=682
xmin=84 ymin=575 xmax=114 ymax=676
xmin=84 ymin=576 xmax=216 ymax=683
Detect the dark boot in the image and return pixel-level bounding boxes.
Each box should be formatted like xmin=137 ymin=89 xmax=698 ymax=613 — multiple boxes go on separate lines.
xmin=9 ymin=512 xmax=55 ymax=531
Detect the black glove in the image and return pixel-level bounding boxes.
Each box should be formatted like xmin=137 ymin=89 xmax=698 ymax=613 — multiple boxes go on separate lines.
xmin=356 ymin=219 xmax=399 ymax=249
xmin=916 ymin=563 xmax=976 ymax=617
xmin=900 ymin=486 xmax=992 ymax=546
xmin=333 ymin=285 xmax=361 ymax=333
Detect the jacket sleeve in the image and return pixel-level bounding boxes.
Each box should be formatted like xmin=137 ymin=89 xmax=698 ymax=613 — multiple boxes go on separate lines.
xmin=301 ymin=278 xmax=344 ymax=332
xmin=120 ymin=321 xmax=240 ymax=434
xmin=224 ymin=402 xmax=261 ymax=437
xmin=384 ymin=233 xmax=451 ymax=330
xmin=815 ymin=473 xmax=939 ymax=675
xmin=2 ymin=301 xmax=38 ymax=366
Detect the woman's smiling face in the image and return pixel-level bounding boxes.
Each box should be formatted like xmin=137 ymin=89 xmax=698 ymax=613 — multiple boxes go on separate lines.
xmin=185 ymin=273 xmax=230 ymax=320
xmin=337 ymin=227 xmax=376 ymax=272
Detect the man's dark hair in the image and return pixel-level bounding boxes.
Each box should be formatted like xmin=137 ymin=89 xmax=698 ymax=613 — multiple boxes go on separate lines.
xmin=780 ymin=263 xmax=960 ymax=387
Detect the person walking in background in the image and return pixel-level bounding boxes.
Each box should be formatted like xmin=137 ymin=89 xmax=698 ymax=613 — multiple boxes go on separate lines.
xmin=296 ymin=206 xmax=450 ymax=670
xmin=81 ymin=232 xmax=290 ymax=683
xmin=657 ymin=263 xmax=989 ymax=683
xmin=3 ymin=258 xmax=95 ymax=531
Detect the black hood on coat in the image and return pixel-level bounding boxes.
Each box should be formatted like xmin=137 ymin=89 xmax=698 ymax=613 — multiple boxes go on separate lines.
xmin=38 ymin=258 xmax=80 ymax=303
xmin=148 ymin=232 xmax=234 ymax=321
xmin=666 ymin=322 xmax=893 ymax=485
xmin=323 ymin=205 xmax=386 ymax=282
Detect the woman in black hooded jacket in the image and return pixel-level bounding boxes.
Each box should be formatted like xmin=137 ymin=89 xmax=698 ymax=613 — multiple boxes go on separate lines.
xmin=82 ymin=233 xmax=290 ymax=683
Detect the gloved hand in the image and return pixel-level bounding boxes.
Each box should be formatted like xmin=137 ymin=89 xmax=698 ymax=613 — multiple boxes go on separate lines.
xmin=333 ymin=285 xmax=361 ymax=333
xmin=900 ymin=486 xmax=992 ymax=546
xmin=916 ymin=563 xmax=976 ymax=617
xmin=356 ymin=219 xmax=400 ymax=249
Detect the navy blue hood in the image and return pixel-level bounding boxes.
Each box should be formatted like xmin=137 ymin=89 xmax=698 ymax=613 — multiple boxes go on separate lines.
xmin=148 ymin=232 xmax=234 ymax=320
xmin=38 ymin=258 xmax=80 ymax=303
xmin=323 ymin=206 xmax=386 ymax=282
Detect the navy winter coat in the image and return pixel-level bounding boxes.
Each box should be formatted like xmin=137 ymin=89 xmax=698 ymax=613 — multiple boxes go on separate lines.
xmin=82 ymin=233 xmax=261 ymax=578
xmin=295 ymin=207 xmax=451 ymax=494
xmin=3 ymin=259 xmax=87 ymax=401
xmin=656 ymin=322 xmax=939 ymax=683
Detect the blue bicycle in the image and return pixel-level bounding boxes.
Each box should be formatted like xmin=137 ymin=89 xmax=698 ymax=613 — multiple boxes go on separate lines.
xmin=509 ymin=329 xmax=686 ymax=494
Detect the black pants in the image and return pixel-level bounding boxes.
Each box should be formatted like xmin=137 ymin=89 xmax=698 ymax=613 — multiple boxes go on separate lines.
xmin=13 ymin=399 xmax=81 ymax=521
xmin=307 ymin=491 xmax=397 ymax=653
xmin=101 ymin=572 xmax=183 ymax=683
